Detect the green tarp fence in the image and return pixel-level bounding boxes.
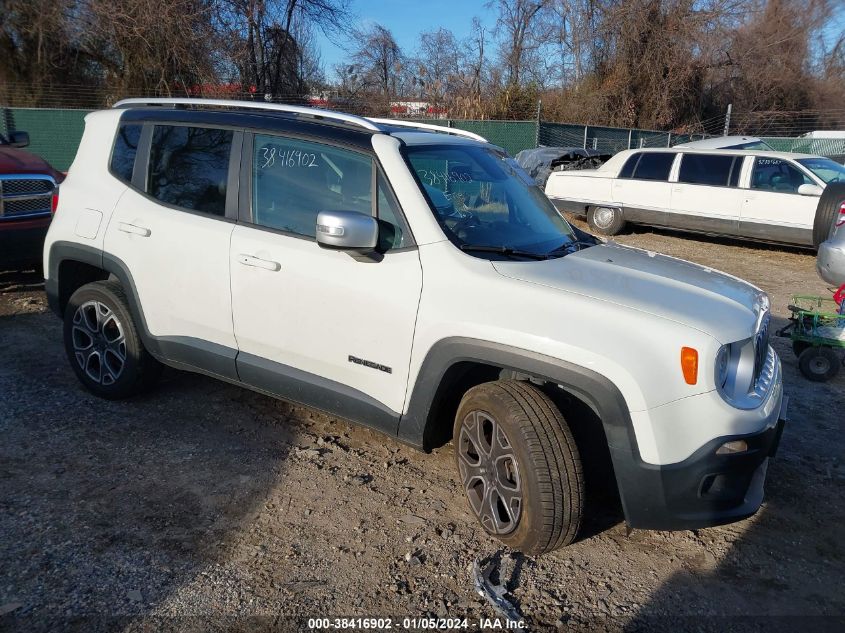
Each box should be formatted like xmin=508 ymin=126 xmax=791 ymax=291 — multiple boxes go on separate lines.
xmin=1 ymin=107 xmax=840 ymax=173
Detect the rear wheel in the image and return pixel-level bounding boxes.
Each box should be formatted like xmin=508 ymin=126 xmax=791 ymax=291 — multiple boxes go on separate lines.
xmin=587 ymin=206 xmax=625 ymax=236
xmin=63 ymin=281 xmax=161 ymax=399
xmin=798 ymin=346 xmax=840 ymax=382
xmin=454 ymin=380 xmax=584 ymax=554
xmin=792 ymin=340 xmax=810 ymax=358
xmin=812 ymin=182 xmax=845 ymax=248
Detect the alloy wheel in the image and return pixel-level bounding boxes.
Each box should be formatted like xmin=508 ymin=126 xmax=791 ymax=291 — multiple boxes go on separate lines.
xmin=457 ymin=410 xmax=522 ymax=535
xmin=71 ymin=300 xmax=127 ymax=385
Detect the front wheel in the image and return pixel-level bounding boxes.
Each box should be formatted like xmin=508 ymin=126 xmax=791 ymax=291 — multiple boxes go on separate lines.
xmin=454 ymin=380 xmax=584 ymax=554
xmin=798 ymin=346 xmax=840 ymax=382
xmin=63 ymin=281 xmax=162 ymax=399
xmin=587 ymin=206 xmax=626 ymax=236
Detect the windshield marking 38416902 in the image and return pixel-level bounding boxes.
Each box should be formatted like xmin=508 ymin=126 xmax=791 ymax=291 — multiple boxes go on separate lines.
xmin=407 ymin=144 xmax=596 ymax=260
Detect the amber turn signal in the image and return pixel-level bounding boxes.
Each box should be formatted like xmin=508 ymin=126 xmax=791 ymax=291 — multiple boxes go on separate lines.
xmin=681 ymin=347 xmax=698 ymax=385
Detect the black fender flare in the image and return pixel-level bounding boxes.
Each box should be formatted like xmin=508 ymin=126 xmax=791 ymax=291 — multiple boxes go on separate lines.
xmin=398 ymin=337 xmax=652 ymax=526
xmin=46 ymin=240 xmax=237 ymax=379
xmin=399 ymin=337 xmax=637 ymax=452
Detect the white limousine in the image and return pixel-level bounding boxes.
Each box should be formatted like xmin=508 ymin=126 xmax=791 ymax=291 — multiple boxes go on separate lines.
xmin=545 ymin=147 xmax=845 ymax=247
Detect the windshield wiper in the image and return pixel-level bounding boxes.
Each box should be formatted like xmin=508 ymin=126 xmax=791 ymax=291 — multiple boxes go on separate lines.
xmin=545 ymin=239 xmax=597 ymax=258
xmin=459 ymin=244 xmax=549 ymax=260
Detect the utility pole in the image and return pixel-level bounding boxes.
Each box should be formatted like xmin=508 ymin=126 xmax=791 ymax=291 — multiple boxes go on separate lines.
xmin=723 ymin=103 xmax=732 ymax=137
xmin=535 ymin=100 xmax=542 ymax=147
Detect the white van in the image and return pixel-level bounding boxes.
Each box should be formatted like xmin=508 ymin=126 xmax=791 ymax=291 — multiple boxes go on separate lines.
xmin=545 ymin=147 xmax=845 ymax=246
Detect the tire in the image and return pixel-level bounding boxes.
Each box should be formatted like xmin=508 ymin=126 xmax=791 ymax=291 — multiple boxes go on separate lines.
xmin=587 ymin=205 xmax=626 ymax=236
xmin=453 ymin=380 xmax=584 ymax=554
xmin=812 ymin=182 xmax=845 ymax=248
xmin=792 ymin=340 xmax=810 ymax=358
xmin=798 ymin=346 xmax=840 ymax=382
xmin=63 ymin=280 xmax=162 ymax=399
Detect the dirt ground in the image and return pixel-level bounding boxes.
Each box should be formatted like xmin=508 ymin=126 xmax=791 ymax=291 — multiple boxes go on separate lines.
xmin=1 ymin=226 xmax=843 ymax=632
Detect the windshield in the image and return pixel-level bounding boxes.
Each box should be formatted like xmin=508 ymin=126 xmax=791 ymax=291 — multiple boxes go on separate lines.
xmin=797 ymin=157 xmax=845 ymax=184
xmin=725 ymin=140 xmax=774 ymax=150
xmin=406 ymin=144 xmax=589 ymax=259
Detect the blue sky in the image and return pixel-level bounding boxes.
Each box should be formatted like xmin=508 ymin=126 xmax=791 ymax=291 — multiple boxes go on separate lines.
xmin=314 ymin=0 xmax=495 ymax=75
xmin=315 ymin=0 xmax=845 ymax=79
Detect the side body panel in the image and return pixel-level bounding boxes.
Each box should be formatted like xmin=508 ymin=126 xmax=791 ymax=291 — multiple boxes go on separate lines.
xmin=43 ymin=110 xmax=127 ymax=270
xmin=229 ymin=226 xmax=423 ymax=415
xmin=739 ymin=156 xmax=818 ymax=246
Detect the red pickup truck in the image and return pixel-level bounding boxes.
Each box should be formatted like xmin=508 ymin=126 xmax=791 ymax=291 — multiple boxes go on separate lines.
xmin=0 ymin=130 xmax=64 ymax=267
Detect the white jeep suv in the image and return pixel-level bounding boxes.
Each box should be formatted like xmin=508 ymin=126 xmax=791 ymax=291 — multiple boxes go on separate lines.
xmin=44 ymin=99 xmax=786 ymax=553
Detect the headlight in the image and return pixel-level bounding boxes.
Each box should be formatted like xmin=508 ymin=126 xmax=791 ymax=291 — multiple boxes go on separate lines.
xmin=715 ymin=345 xmax=730 ymax=389
xmin=715 ymin=336 xmax=775 ymax=410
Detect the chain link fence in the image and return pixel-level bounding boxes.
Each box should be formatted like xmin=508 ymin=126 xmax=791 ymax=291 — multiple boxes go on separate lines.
xmin=761 ymin=137 xmax=845 ymax=158
xmin=2 ymin=105 xmax=843 ymax=173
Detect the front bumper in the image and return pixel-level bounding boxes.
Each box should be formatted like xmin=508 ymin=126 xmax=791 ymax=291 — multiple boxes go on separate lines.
xmin=817 ymin=238 xmax=845 ymax=286
xmin=0 ymin=218 xmax=50 ymax=266
xmin=612 ymin=391 xmax=787 ymax=532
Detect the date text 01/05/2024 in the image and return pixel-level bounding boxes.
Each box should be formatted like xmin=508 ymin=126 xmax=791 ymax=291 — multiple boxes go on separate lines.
xmin=306 ymin=617 xmax=527 ymax=630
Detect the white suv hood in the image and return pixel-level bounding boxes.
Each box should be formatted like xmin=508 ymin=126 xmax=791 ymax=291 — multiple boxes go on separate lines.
xmin=492 ymin=243 xmax=765 ymax=343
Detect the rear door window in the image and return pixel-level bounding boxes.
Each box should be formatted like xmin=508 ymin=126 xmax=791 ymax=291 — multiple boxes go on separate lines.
xmin=678 ymin=154 xmax=739 ymax=187
xmin=147 ymin=125 xmax=233 ymax=216
xmin=632 ymin=153 xmax=675 ymax=181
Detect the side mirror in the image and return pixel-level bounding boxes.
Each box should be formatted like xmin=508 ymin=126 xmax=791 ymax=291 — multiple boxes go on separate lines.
xmin=316 ymin=210 xmax=378 ymax=251
xmin=8 ymin=131 xmax=30 ymax=148
xmin=798 ymin=183 xmax=823 ymax=196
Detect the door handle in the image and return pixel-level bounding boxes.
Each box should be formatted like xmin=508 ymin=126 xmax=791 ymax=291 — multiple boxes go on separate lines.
xmin=117 ymin=222 xmax=151 ymax=237
xmin=238 ymin=254 xmax=281 ymax=272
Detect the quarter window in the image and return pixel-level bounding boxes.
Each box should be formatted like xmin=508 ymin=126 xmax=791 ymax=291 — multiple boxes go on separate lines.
xmin=110 ymin=123 xmax=142 ymax=183
xmin=751 ymin=157 xmax=813 ymax=193
xmin=147 ymin=125 xmax=233 ymax=216
xmin=618 ymin=154 xmax=639 ymax=179
xmin=632 ymin=153 xmax=674 ymax=181
xmin=678 ymin=154 xmax=739 ymax=187
xmin=251 ymin=135 xmax=372 ymax=238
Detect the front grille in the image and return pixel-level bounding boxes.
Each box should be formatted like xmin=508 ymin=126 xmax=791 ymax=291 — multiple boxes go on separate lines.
xmin=750 ymin=343 xmax=776 ymax=400
xmin=3 ymin=197 xmax=52 ymax=216
xmin=752 ymin=312 xmax=771 ymax=391
xmin=1 ymin=179 xmax=53 ymax=196
xmin=0 ymin=176 xmax=55 ymax=219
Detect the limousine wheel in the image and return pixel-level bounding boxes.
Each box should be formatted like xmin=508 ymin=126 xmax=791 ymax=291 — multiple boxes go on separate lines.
xmin=64 ymin=281 xmax=162 ymax=399
xmin=587 ymin=206 xmax=625 ymax=236
xmin=454 ymin=380 xmax=584 ymax=554
xmin=798 ymin=346 xmax=840 ymax=382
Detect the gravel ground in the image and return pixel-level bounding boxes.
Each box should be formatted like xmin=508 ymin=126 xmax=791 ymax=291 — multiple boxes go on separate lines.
xmin=1 ymin=227 xmax=844 ymax=632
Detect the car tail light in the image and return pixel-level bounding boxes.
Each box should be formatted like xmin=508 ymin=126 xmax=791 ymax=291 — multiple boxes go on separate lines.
xmin=681 ymin=347 xmax=698 ymax=385
xmin=836 ymin=201 xmax=845 ymax=228
xmin=51 ymin=188 xmax=59 ymax=213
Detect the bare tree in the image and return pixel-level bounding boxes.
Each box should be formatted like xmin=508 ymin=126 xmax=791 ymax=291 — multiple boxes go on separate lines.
xmin=85 ymin=0 xmax=219 ymax=98
xmin=350 ymin=24 xmax=405 ymax=100
xmin=0 ymin=0 xmax=93 ymax=106
xmin=414 ymin=28 xmax=462 ymax=111
xmin=490 ymin=0 xmax=553 ymax=86
xmin=215 ymin=0 xmax=349 ymax=99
